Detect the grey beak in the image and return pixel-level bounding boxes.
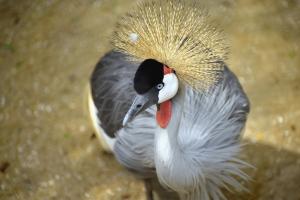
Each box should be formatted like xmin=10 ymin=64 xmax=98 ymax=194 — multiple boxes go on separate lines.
xmin=123 ymin=88 xmax=158 ymax=126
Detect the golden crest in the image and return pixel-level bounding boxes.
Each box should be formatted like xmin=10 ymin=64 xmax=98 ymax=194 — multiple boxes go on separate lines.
xmin=113 ymin=0 xmax=228 ymax=90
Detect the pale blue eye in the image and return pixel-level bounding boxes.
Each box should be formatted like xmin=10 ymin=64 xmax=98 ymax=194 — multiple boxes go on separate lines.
xmin=156 ymin=83 xmax=164 ymax=90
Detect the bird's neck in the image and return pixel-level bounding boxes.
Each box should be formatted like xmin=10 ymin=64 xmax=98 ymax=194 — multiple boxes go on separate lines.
xmin=154 ymin=85 xmax=189 ymax=190
xmin=155 ymin=85 xmax=186 ymax=166
xmin=155 ymin=127 xmax=174 ymax=166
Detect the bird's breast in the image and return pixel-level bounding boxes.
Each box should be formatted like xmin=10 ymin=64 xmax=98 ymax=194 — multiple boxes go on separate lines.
xmin=155 ymin=128 xmax=173 ymax=167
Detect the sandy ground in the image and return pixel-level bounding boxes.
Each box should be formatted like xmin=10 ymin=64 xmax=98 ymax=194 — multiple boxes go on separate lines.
xmin=0 ymin=0 xmax=300 ymax=200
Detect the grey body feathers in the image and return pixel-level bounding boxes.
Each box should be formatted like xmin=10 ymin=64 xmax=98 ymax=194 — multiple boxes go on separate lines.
xmin=90 ymin=51 xmax=137 ymax=137
xmin=90 ymin=51 xmax=250 ymax=200
xmin=155 ymin=66 xmax=250 ymax=200
xmin=90 ymin=51 xmax=156 ymax=175
xmin=114 ymin=106 xmax=157 ymax=177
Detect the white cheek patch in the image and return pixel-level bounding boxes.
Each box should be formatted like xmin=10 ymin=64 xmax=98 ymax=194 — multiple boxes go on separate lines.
xmin=158 ymin=73 xmax=179 ymax=103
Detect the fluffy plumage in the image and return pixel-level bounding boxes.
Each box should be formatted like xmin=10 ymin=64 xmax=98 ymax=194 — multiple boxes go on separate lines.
xmin=89 ymin=0 xmax=251 ymax=199
xmin=113 ymin=0 xmax=228 ymax=91
xmin=154 ymin=67 xmax=250 ymax=200
xmin=89 ymin=51 xmax=250 ymax=200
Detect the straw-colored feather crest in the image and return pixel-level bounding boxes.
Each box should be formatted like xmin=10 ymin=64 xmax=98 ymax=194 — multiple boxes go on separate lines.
xmin=113 ymin=0 xmax=228 ymax=90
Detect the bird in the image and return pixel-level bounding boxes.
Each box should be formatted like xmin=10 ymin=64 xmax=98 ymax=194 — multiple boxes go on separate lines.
xmin=88 ymin=0 xmax=250 ymax=200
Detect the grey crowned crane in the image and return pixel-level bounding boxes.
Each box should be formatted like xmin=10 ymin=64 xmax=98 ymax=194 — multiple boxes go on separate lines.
xmin=88 ymin=0 xmax=250 ymax=200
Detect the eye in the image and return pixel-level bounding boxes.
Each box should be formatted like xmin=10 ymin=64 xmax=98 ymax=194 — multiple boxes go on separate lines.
xmin=156 ymin=83 xmax=164 ymax=90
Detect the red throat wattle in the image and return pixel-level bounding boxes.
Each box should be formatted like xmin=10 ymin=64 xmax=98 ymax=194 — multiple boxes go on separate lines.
xmin=156 ymin=66 xmax=173 ymax=128
xmin=156 ymin=100 xmax=172 ymax=128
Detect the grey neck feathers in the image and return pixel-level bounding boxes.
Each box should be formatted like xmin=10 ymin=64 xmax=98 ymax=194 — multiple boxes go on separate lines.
xmin=155 ymin=84 xmax=200 ymax=192
xmin=154 ymin=82 xmax=249 ymax=200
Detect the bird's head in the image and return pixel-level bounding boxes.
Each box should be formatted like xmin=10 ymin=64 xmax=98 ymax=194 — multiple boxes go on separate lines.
xmin=123 ymin=59 xmax=178 ymax=128
xmin=116 ymin=0 xmax=228 ymax=128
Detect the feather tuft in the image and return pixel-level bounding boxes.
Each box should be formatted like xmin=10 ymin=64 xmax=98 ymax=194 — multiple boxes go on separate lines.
xmin=113 ymin=0 xmax=228 ymax=90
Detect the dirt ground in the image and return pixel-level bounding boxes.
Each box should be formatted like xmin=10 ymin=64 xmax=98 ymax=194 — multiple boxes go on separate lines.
xmin=0 ymin=0 xmax=300 ymax=200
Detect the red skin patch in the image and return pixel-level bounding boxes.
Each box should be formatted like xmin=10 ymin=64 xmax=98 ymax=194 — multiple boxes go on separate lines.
xmin=156 ymin=100 xmax=172 ymax=128
xmin=163 ymin=66 xmax=173 ymax=74
xmin=156 ymin=66 xmax=173 ymax=128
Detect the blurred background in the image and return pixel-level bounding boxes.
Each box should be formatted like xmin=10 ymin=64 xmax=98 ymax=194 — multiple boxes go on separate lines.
xmin=0 ymin=0 xmax=299 ymax=199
